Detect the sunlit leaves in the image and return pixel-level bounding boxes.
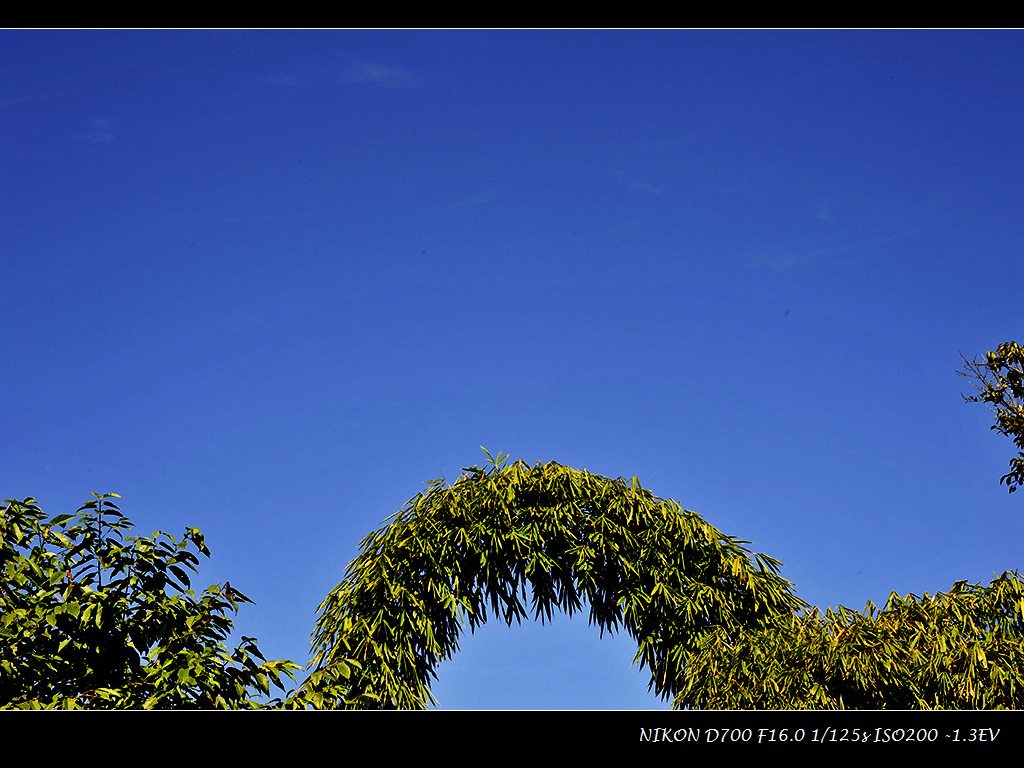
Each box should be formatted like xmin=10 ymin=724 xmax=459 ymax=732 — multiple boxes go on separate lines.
xmin=675 ymin=572 xmax=1024 ymax=709
xmin=309 ymin=442 xmax=1024 ymax=710
xmin=309 ymin=455 xmax=804 ymax=709
xmin=0 ymin=494 xmax=302 ymax=709
xmin=10 ymin=338 xmax=1019 ymax=713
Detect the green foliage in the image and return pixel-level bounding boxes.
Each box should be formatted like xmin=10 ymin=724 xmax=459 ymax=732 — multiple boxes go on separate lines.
xmin=311 ymin=391 xmax=1024 ymax=710
xmin=678 ymin=572 xmax=1024 ymax=709
xmin=6 ymin=341 xmax=1021 ymax=710
xmin=0 ymin=493 xmax=301 ymax=709
xmin=309 ymin=451 xmax=804 ymax=709
xmin=962 ymin=340 xmax=1024 ymax=493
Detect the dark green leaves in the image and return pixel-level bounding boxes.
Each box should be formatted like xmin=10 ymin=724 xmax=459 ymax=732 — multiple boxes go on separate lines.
xmin=0 ymin=495 xmax=301 ymax=710
xmin=962 ymin=340 xmax=1024 ymax=493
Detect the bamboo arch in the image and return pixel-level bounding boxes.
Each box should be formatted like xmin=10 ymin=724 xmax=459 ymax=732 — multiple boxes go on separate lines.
xmin=308 ymin=452 xmax=803 ymax=708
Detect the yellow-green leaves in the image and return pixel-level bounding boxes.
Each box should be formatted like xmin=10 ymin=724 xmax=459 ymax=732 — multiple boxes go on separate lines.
xmin=308 ymin=450 xmax=1024 ymax=710
xmin=676 ymin=571 xmax=1024 ymax=709
xmin=308 ymin=456 xmax=802 ymax=709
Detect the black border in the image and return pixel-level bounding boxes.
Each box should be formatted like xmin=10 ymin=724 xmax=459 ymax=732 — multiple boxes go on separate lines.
xmin=5 ymin=709 xmax=1019 ymax=757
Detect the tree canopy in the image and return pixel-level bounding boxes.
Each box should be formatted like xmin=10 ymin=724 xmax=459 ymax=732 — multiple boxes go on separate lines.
xmin=306 ymin=452 xmax=1024 ymax=710
xmin=309 ymin=451 xmax=802 ymax=708
xmin=4 ymin=341 xmax=1023 ymax=709
xmin=0 ymin=493 xmax=301 ymax=709
xmin=961 ymin=340 xmax=1024 ymax=494
xmin=301 ymin=341 xmax=1024 ymax=709
xmin=676 ymin=572 xmax=1024 ymax=708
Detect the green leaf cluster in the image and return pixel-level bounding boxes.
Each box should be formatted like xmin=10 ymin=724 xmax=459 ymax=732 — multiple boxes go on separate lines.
xmin=0 ymin=494 xmax=301 ymax=709
xmin=677 ymin=572 xmax=1024 ymax=709
xmin=962 ymin=340 xmax=1024 ymax=493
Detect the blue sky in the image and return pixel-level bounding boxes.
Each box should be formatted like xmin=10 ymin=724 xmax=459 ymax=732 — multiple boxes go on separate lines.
xmin=3 ymin=29 xmax=1023 ymax=709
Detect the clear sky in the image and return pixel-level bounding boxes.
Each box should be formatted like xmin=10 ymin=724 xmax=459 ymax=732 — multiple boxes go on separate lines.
xmin=3 ymin=29 xmax=1023 ymax=709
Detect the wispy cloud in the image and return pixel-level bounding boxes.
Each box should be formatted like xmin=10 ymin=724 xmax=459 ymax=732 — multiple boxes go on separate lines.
xmin=608 ymin=167 xmax=665 ymax=196
xmin=448 ymin=188 xmax=496 ymax=210
xmin=750 ymin=247 xmax=828 ymax=271
xmin=0 ymin=92 xmax=69 ymax=110
xmin=340 ymin=63 xmax=419 ymax=89
xmin=747 ymin=225 xmax=923 ymax=271
xmin=626 ymin=181 xmax=664 ymax=195
xmin=260 ymin=72 xmax=303 ymax=88
xmin=85 ymin=117 xmax=118 ymax=145
xmin=816 ymin=201 xmax=834 ymax=223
